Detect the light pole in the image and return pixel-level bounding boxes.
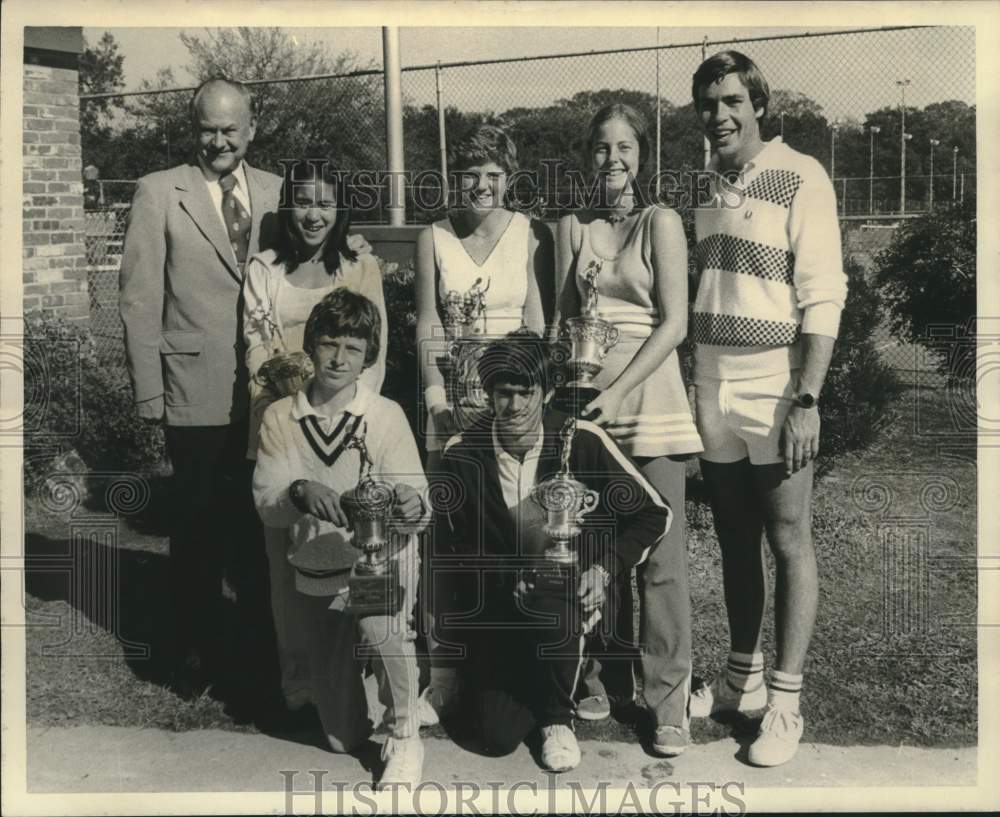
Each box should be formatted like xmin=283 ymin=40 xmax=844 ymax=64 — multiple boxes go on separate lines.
xmin=928 ymin=138 xmax=940 ymax=210
xmin=952 ymin=145 xmax=959 ymax=201
xmin=780 ymin=111 xmax=785 ymax=139
xmin=869 ymin=125 xmax=881 ymax=215
xmin=897 ymin=79 xmax=910 ymax=216
xmin=902 ymin=132 xmax=913 ymax=213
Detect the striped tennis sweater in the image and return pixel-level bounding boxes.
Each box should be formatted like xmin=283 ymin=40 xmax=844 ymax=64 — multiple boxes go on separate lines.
xmin=693 ymin=137 xmax=848 ymax=380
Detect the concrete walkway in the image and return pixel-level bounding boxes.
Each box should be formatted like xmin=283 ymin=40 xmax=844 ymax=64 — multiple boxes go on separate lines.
xmin=26 ymin=722 xmax=976 ymax=794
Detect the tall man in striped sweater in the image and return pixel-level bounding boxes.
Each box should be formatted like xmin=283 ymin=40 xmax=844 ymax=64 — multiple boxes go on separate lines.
xmin=688 ymin=51 xmax=848 ymax=767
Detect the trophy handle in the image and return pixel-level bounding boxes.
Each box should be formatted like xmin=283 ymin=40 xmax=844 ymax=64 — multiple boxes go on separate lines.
xmin=606 ymin=326 xmax=620 ymax=346
xmin=578 ymin=488 xmax=599 ymax=518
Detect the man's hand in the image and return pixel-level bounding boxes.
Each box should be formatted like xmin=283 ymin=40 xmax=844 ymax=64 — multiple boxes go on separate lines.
xmin=296 ymin=480 xmax=350 ymax=528
xmin=577 ymin=565 xmax=610 ymax=614
xmin=136 ymin=395 xmax=165 ymax=424
xmin=346 ymin=233 xmax=373 ymax=256
xmin=392 ymin=483 xmax=425 ymax=526
xmin=780 ymin=405 xmax=821 ymax=476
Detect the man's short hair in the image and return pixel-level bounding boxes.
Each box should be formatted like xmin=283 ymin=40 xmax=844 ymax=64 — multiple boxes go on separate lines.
xmin=449 ymin=124 xmax=519 ymax=175
xmin=691 ymin=50 xmax=770 ymax=123
xmin=478 ymin=329 xmax=552 ymax=395
xmin=189 ymin=77 xmax=257 ymax=122
xmin=303 ymin=288 xmax=381 ymax=368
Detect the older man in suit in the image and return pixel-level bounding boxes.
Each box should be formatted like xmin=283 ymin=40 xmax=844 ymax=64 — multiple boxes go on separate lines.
xmin=120 ymin=78 xmax=283 ymax=707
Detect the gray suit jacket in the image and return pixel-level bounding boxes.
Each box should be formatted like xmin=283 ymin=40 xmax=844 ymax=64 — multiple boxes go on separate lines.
xmin=119 ymin=161 xmax=282 ymax=426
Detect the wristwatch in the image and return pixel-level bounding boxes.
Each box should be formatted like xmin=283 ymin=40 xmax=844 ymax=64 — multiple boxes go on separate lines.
xmin=793 ymin=392 xmax=819 ymax=409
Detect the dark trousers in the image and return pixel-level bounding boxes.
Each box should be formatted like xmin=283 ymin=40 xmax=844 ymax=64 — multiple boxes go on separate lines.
xmin=461 ymin=591 xmax=586 ymax=756
xmin=163 ymin=422 xmax=276 ymax=694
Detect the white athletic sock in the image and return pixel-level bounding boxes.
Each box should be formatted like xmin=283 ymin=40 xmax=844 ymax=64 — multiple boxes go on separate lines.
xmin=768 ymin=670 xmax=803 ymax=712
xmin=725 ymin=650 xmax=764 ymax=693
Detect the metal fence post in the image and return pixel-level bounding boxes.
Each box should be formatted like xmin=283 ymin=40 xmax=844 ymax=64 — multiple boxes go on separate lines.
xmin=382 ymin=26 xmax=406 ymax=226
xmin=701 ymin=36 xmax=710 ymax=170
xmin=436 ymin=61 xmax=448 ymax=204
xmin=655 ymin=27 xmax=661 ymax=198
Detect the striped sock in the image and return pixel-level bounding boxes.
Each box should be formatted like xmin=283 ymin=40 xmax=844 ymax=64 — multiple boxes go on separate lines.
xmin=725 ymin=651 xmax=764 ymax=694
xmin=768 ymin=670 xmax=803 ymax=712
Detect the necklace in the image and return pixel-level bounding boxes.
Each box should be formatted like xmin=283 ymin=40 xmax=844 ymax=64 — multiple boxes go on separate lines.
xmin=601 ymin=206 xmax=640 ymax=225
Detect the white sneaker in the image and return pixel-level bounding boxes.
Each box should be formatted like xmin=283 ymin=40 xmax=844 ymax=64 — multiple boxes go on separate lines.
xmin=690 ymin=674 xmax=767 ymax=718
xmin=417 ymin=690 xmax=439 ymax=727
xmin=540 ymin=724 xmax=581 ymax=772
xmin=748 ymin=706 xmax=804 ymax=767
xmin=419 ymin=677 xmax=461 ymax=725
xmin=378 ymin=736 xmax=424 ymax=789
xmin=651 ymin=725 xmax=691 ymax=757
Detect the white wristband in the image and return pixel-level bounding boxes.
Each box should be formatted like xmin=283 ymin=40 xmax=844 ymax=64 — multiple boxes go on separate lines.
xmin=424 ymin=385 xmax=447 ymax=411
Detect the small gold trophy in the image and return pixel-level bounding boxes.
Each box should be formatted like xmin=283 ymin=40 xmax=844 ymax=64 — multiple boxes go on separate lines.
xmin=441 ymin=277 xmax=491 ymax=426
xmin=340 ymin=427 xmax=403 ymax=616
xmin=527 ymin=418 xmax=600 ymax=596
xmin=553 ymin=260 xmax=620 ymax=416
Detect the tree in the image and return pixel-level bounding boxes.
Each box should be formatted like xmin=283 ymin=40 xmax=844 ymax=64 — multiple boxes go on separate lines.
xmin=90 ymin=28 xmax=386 ymax=183
xmin=79 ymin=32 xmax=126 ymax=188
xmin=760 ymin=88 xmax=831 ymax=170
xmin=873 ymin=199 xmax=976 ymax=378
xmin=175 ymin=27 xmax=383 ymax=173
xmin=79 ymin=31 xmax=125 ymax=126
xmin=818 ymin=254 xmax=904 ymax=471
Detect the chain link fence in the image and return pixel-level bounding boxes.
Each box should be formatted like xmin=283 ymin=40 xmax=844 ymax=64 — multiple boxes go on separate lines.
xmin=80 ymin=25 xmax=975 ymax=384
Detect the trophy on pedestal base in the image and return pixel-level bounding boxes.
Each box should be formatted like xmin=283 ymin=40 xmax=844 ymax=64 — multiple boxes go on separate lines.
xmin=552 ymin=261 xmax=619 ymax=417
xmin=341 ymin=428 xmax=403 ymax=616
xmin=440 ymin=278 xmax=491 ymax=428
xmin=526 ymin=418 xmax=599 ymax=597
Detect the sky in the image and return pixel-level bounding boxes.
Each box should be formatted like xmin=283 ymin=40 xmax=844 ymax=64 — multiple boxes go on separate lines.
xmin=82 ymin=25 xmax=976 ymax=123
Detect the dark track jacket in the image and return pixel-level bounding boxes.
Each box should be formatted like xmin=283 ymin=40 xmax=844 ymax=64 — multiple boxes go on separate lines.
xmin=430 ymin=409 xmax=672 ymax=624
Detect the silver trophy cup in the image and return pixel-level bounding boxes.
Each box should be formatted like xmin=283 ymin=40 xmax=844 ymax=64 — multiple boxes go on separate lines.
xmin=341 ymin=432 xmax=402 ymax=615
xmin=529 ymin=418 xmax=599 ymax=569
xmin=555 ymin=260 xmax=620 ymax=414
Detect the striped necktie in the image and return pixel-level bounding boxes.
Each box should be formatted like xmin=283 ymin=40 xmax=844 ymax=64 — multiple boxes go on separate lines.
xmin=219 ymin=173 xmax=251 ymax=271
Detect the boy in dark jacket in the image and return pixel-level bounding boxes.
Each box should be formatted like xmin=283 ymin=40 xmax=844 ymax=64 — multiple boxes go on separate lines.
xmin=424 ymin=330 xmax=673 ymax=772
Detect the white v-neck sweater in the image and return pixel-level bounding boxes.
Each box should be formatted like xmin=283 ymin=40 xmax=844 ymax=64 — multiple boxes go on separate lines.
xmin=693 ymin=138 xmax=848 ymax=380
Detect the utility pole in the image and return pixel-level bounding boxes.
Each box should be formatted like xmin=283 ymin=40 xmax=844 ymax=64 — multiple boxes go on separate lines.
xmin=869 ymin=125 xmax=880 ymax=215
xmin=928 ymin=138 xmax=939 ymax=210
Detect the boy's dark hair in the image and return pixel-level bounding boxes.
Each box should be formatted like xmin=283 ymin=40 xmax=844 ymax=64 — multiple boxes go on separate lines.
xmin=691 ymin=50 xmax=771 ymax=123
xmin=303 ymin=288 xmax=381 ymax=368
xmin=275 ymin=159 xmax=357 ymax=276
xmin=478 ymin=328 xmax=552 ymax=396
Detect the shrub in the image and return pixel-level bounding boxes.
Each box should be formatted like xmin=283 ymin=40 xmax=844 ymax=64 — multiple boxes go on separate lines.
xmin=873 ymin=200 xmax=976 ymax=377
xmin=379 ymin=258 xmax=420 ymax=431
xmin=818 ymin=255 xmax=904 ymax=472
xmin=23 ymin=313 xmax=166 ymax=493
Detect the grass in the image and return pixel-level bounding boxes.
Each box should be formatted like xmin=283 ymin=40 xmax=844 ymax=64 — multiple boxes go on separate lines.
xmin=24 ymin=382 xmax=977 ymax=748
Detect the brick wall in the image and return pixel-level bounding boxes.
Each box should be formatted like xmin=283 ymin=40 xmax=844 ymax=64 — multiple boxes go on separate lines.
xmin=23 ymin=62 xmax=88 ymax=323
